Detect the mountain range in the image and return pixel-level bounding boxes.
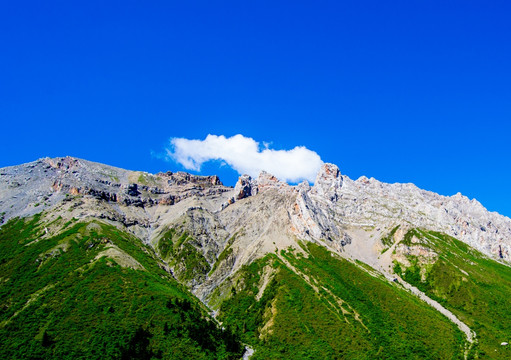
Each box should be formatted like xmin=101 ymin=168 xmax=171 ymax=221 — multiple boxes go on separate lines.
xmin=1 ymin=156 xmax=511 ymax=359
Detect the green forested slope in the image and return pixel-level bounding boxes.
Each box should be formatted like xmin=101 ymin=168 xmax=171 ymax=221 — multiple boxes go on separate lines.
xmin=2 ymin=213 xmax=511 ymax=360
xmin=214 ymin=243 xmax=466 ymax=360
xmin=393 ymin=229 xmax=511 ymax=359
xmin=0 ymin=215 xmax=242 ymax=359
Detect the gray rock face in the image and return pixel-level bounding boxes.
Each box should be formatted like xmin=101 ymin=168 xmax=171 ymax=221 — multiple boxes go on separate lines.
xmin=234 ymin=174 xmax=257 ymax=200
xmin=1 ymin=156 xmax=511 ymax=300
xmin=289 ymin=163 xmax=511 ymax=264
xmin=0 ymin=156 xmax=230 ymax=225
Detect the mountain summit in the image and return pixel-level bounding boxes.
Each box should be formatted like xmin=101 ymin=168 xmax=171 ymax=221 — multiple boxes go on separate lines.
xmin=1 ymin=156 xmax=511 ymax=359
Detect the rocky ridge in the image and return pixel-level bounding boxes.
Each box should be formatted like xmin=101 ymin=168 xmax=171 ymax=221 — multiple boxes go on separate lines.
xmin=226 ymin=162 xmax=511 ymax=266
xmin=2 ymin=156 xmax=511 ymax=358
xmin=1 ymin=156 xmax=510 ymax=296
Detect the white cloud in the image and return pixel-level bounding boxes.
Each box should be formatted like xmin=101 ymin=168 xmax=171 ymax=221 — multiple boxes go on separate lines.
xmin=166 ymin=134 xmax=323 ymax=183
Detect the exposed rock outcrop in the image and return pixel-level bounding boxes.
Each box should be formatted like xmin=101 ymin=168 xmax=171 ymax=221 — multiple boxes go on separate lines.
xmin=1 ymin=156 xmax=511 ymax=302
xmin=234 ymin=175 xmax=257 ymax=200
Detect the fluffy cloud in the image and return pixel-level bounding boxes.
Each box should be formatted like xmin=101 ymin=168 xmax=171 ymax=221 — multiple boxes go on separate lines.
xmin=166 ymin=134 xmax=323 ymax=183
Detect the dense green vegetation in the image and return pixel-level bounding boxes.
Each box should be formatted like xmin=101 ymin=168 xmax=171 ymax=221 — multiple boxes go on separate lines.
xmin=0 ymin=216 xmax=242 ymax=359
xmin=393 ymin=229 xmax=511 ymax=359
xmin=217 ymin=243 xmax=466 ymax=359
xmin=4 ymin=212 xmax=511 ymax=359
xmin=157 ymin=228 xmax=210 ymax=283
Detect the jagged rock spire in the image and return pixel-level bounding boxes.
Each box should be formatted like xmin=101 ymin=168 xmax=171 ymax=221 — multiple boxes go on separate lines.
xmin=312 ymin=163 xmax=343 ymax=201
xmin=234 ymin=174 xmax=258 ymax=200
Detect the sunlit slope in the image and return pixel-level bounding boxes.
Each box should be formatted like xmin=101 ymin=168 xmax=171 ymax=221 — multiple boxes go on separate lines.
xmin=211 ymin=242 xmax=467 ymax=360
xmin=0 ymin=215 xmax=243 ymax=360
xmin=391 ymin=228 xmax=511 ymax=359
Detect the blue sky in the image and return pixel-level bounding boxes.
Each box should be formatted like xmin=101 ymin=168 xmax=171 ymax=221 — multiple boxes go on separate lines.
xmin=1 ymin=1 xmax=510 ymax=216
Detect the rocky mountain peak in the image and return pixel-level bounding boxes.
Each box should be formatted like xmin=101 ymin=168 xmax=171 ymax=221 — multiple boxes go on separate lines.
xmin=43 ymin=156 xmax=81 ymax=171
xmin=2 ymin=156 xmax=511 ymax=265
xmin=452 ymin=192 xmax=470 ymax=203
xmin=318 ymin=162 xmax=341 ymax=178
xmin=3 ymin=156 xmax=511 ymax=359
xmin=157 ymin=170 xmax=223 ymax=187
xmin=233 ymin=174 xmax=257 ymax=200
xmin=257 ymin=171 xmax=292 ymax=193
xmin=312 ymin=163 xmax=343 ymax=200
xmin=231 ymin=170 xmax=294 ymax=203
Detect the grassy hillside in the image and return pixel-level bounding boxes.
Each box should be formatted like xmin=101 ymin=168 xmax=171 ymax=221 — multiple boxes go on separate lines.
xmin=392 ymin=229 xmax=511 ymax=359
xmin=3 ymin=212 xmax=511 ymax=359
xmin=213 ymin=242 xmax=466 ymax=360
xmin=0 ymin=215 xmax=242 ymax=359
xmin=156 ymin=227 xmax=211 ymax=284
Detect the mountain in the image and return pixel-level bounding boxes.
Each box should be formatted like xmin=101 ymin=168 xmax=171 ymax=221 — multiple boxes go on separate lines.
xmin=1 ymin=156 xmax=511 ymax=359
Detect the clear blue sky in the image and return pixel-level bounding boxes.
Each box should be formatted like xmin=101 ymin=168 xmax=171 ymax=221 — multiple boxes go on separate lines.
xmin=1 ymin=1 xmax=510 ymax=216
